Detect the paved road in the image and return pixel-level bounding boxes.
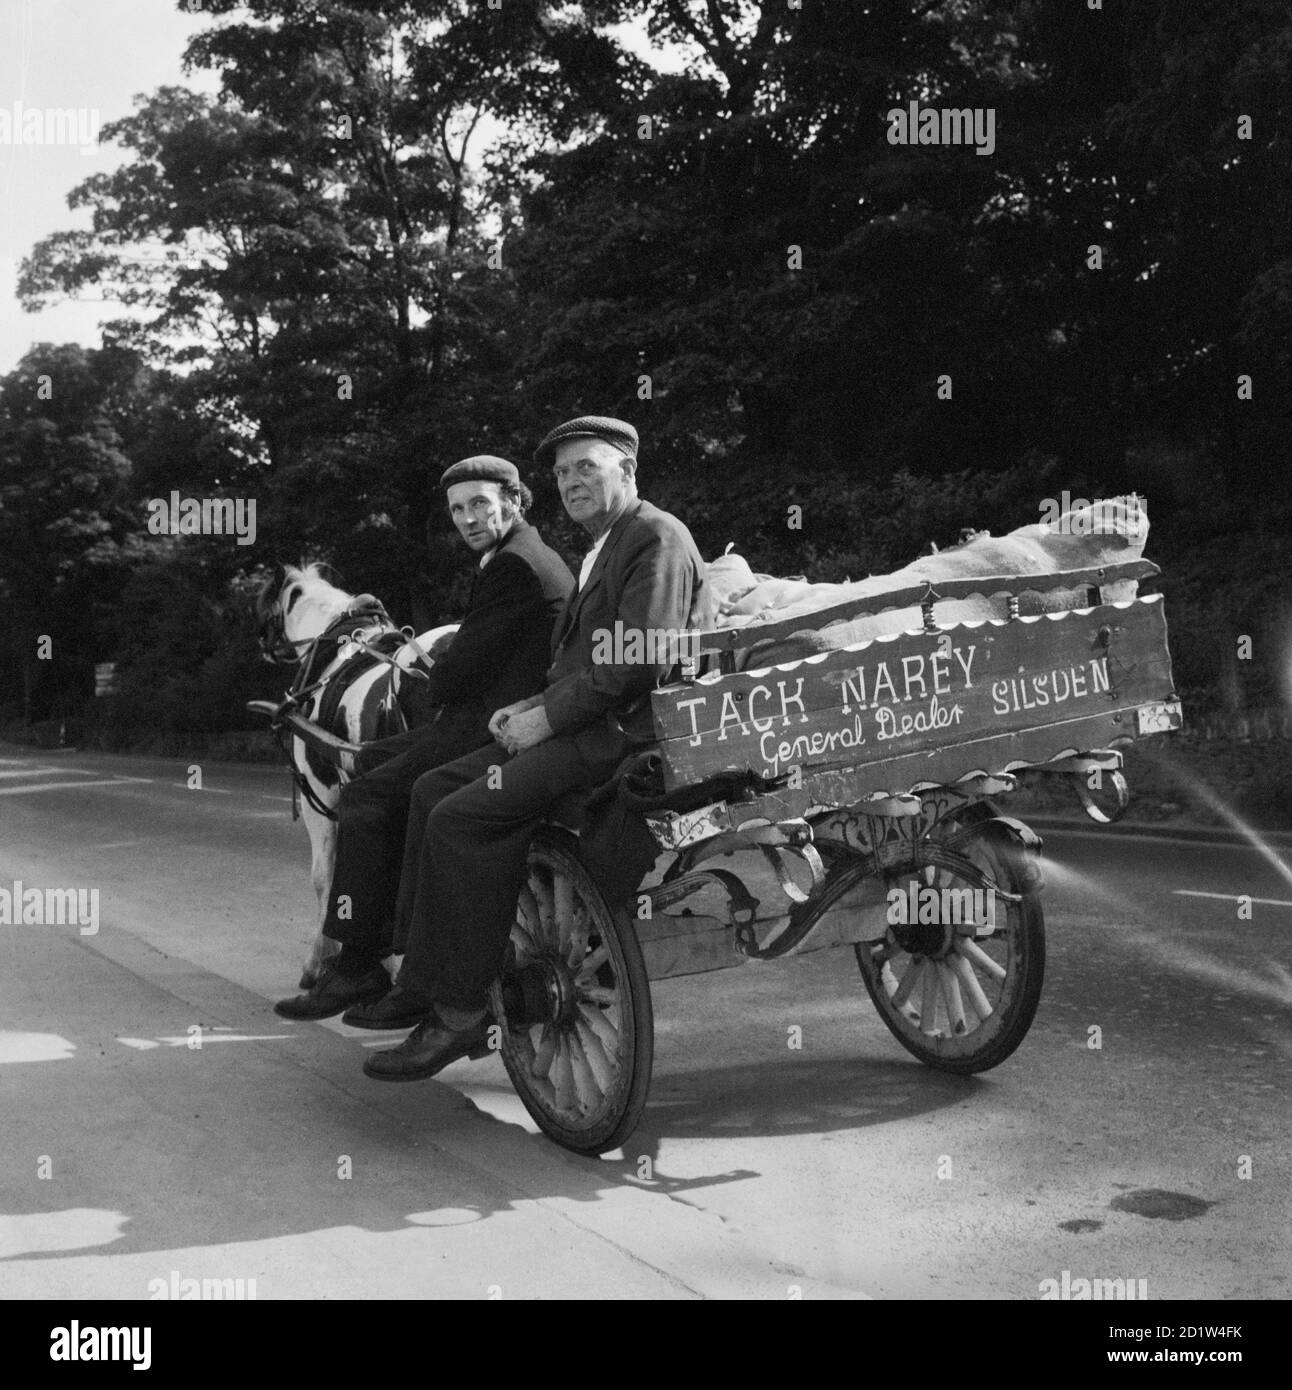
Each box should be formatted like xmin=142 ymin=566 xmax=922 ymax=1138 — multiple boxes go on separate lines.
xmin=1 ymin=747 xmax=1288 ymax=1299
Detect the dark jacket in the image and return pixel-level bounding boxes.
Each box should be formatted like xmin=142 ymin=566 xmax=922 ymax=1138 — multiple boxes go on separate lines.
xmin=419 ymin=520 xmax=574 ymax=724
xmin=543 ymin=499 xmax=710 ymax=758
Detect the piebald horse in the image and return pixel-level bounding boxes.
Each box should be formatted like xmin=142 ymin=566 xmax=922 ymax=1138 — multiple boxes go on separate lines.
xmin=253 ymin=563 xmax=457 ymax=988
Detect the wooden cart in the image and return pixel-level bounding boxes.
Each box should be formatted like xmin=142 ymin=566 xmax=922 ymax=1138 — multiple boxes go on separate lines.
xmin=486 ymin=560 xmax=1182 ymax=1155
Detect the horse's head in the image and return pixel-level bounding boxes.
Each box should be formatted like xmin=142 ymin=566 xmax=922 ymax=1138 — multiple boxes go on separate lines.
xmin=255 ymin=562 xmax=352 ymax=664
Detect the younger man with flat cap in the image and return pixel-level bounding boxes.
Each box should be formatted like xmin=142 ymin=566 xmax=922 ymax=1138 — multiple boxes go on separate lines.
xmin=275 ymin=455 xmax=573 ymax=1022
xmin=364 ymin=416 xmax=711 ymax=1079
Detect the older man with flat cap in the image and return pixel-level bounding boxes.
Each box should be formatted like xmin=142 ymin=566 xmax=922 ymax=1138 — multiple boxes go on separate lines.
xmin=274 ymin=454 xmax=573 ymax=1022
xmin=363 ymin=415 xmax=711 ymax=1079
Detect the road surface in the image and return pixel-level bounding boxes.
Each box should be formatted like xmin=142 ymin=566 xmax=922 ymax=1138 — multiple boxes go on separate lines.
xmin=1 ymin=747 xmax=1288 ymax=1299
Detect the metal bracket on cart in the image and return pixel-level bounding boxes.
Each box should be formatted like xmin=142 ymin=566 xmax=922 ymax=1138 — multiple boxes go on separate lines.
xmin=1019 ymin=750 xmax=1129 ymax=824
xmin=642 ymin=814 xmax=833 ymax=955
xmin=640 ymin=774 xmax=1053 ymax=963
xmin=645 ymin=865 xmax=760 ymax=931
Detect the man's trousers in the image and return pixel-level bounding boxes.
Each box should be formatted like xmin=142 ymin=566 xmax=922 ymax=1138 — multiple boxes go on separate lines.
xmin=321 ymin=712 xmax=490 ymax=961
xmin=393 ymin=735 xmax=625 ymax=1010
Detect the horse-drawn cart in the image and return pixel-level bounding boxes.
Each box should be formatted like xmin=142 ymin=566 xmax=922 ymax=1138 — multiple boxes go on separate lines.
xmin=488 ymin=558 xmax=1181 ymax=1155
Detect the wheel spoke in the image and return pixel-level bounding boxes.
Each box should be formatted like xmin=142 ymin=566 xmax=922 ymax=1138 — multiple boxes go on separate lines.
xmin=956 ymin=936 xmax=1006 ymax=982
xmin=577 ymin=1001 xmax=620 ymax=1058
xmin=578 ymin=984 xmax=617 ymax=1007
xmin=531 ymin=1024 xmax=557 ymax=1080
xmin=553 ymin=873 xmax=580 ymax=958
xmin=552 ymin=1033 xmax=578 ymax=1113
xmin=937 ymin=961 xmax=967 ymax=1035
xmin=566 ymin=1028 xmax=602 ymax=1109
xmin=574 ymin=1014 xmax=618 ymax=1090
xmin=531 ymin=871 xmax=557 ymax=948
xmin=529 ymin=1073 xmax=557 ymax=1108
xmin=948 ymin=950 xmax=994 ymax=1020
xmin=890 ymin=954 xmax=923 ymax=1010
xmin=511 ymin=917 xmax=541 ymax=960
xmin=516 ymin=885 xmax=544 ymax=953
xmin=919 ymin=957 xmax=940 ymax=1034
xmin=566 ymin=909 xmax=591 ymax=970
xmin=575 ymin=943 xmax=611 ymax=981
xmin=551 ymin=870 xmax=574 ymax=925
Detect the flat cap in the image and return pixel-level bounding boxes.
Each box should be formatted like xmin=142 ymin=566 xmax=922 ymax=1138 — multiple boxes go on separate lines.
xmin=439 ymin=454 xmax=521 ymax=490
xmin=534 ymin=416 xmax=639 ymax=466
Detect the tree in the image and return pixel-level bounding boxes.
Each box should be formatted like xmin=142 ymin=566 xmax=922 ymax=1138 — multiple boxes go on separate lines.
xmin=0 ymin=344 xmax=146 ymax=718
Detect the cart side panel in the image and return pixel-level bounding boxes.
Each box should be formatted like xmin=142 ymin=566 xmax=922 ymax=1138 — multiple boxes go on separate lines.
xmin=652 ymin=596 xmax=1176 ymax=793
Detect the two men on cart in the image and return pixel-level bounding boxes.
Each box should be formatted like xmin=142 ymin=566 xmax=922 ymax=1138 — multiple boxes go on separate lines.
xmin=277 ymin=416 xmax=710 ymax=1085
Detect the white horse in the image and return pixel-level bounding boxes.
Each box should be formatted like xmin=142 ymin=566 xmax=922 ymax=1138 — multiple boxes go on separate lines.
xmin=252 ymin=563 xmax=457 ymax=988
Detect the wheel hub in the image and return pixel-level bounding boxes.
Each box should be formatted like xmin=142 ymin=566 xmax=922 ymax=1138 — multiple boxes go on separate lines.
xmin=886 ymin=873 xmax=957 ymax=957
xmin=890 ymin=919 xmax=954 ymax=958
xmin=502 ymin=956 xmax=580 ymax=1028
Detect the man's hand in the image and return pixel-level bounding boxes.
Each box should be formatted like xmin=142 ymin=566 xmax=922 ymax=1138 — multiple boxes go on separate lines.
xmin=497 ymin=703 xmax=554 ymax=756
xmin=488 ymin=695 xmax=545 ymax=745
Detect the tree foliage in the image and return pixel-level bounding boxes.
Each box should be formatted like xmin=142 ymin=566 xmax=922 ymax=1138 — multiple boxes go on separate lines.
xmin=3 ymin=0 xmax=1288 ymax=735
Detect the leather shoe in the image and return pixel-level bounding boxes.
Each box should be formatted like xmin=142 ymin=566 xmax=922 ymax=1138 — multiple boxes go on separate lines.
xmin=342 ymin=986 xmax=432 ymax=1031
xmin=362 ymin=1011 xmax=493 ymax=1082
xmin=274 ymin=962 xmax=390 ymax=1021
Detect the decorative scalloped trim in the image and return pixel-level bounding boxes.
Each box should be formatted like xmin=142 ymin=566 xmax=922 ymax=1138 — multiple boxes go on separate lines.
xmin=794 ymin=734 xmax=1140 ymax=805
xmin=687 ymin=594 xmax=1162 ymax=682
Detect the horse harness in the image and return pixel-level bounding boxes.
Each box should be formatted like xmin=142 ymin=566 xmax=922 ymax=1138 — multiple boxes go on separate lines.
xmin=265 ymin=595 xmax=437 ymax=822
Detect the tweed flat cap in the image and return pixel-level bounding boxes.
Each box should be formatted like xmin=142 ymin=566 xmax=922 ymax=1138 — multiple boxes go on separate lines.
xmin=534 ymin=416 xmax=639 ymax=465
xmin=439 ymin=455 xmax=521 ymax=490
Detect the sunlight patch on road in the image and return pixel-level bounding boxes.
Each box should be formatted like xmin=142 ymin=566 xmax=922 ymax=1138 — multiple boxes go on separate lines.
xmin=0 ymin=1209 xmax=128 ymax=1259
xmin=0 ymin=1031 xmax=76 ymax=1063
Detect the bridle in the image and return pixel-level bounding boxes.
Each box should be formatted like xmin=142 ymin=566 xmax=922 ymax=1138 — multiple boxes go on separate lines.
xmin=258 ymin=595 xmax=311 ymax=666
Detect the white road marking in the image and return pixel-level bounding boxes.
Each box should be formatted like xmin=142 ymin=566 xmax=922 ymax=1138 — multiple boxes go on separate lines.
xmin=0 ymin=765 xmax=102 ymax=777
xmin=170 ymin=784 xmax=233 ymax=794
xmin=93 ymin=841 xmax=142 ymax=850
xmin=0 ymin=777 xmax=154 ymax=796
xmin=260 ymin=794 xmax=293 ymax=803
xmin=1173 ymin=890 xmax=1292 ymax=909
xmin=118 ymin=1034 xmax=291 ymax=1050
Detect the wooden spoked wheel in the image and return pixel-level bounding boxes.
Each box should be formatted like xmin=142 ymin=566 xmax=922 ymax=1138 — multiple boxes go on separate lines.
xmin=854 ymin=802 xmax=1045 ymax=1073
xmin=487 ymin=829 xmax=653 ymax=1155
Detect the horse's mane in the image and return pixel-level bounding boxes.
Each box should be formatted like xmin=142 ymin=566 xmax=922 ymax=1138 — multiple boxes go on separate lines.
xmin=255 ymin=561 xmax=354 ymax=643
xmin=283 ymin=560 xmax=347 ymax=592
